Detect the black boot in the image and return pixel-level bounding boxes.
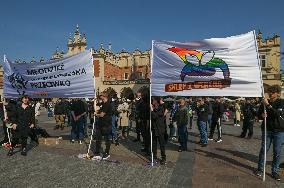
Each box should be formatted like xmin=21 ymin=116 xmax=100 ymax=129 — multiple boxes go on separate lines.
xmin=54 ymin=125 xmax=59 ymax=130
xmin=7 ymin=147 xmax=14 ymax=156
xmin=21 ymin=147 xmax=27 ymax=156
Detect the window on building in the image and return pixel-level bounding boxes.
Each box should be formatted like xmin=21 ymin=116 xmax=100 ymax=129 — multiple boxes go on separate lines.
xmin=124 ymin=73 xmax=129 ymax=80
xmin=260 ymin=54 xmax=266 ymax=67
xmin=138 ymin=72 xmax=144 ymax=79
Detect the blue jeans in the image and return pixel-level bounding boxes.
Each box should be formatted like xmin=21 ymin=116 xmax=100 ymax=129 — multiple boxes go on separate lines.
xmin=178 ymin=124 xmax=188 ymax=150
xmin=71 ymin=116 xmax=84 ymax=141
xmin=112 ymin=115 xmax=118 ymax=140
xmin=170 ymin=122 xmax=177 ymax=138
xmin=258 ymin=131 xmax=284 ymax=174
xmin=198 ymin=121 xmax=208 ymax=144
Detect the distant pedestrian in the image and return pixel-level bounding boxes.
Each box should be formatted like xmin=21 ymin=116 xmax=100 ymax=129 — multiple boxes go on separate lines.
xmin=209 ymin=97 xmax=224 ymax=142
xmin=151 ymin=97 xmax=167 ymax=165
xmin=70 ymin=99 xmax=86 ymax=144
xmin=234 ymin=101 xmax=241 ymax=127
xmin=240 ymin=98 xmax=256 ymax=139
xmin=196 ymin=98 xmax=209 ymax=147
xmin=175 ymin=98 xmax=188 ymax=152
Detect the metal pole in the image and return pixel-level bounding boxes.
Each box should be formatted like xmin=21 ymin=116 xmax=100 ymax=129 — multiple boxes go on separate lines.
xmin=253 ymin=30 xmax=266 ymax=181
xmin=150 ymin=40 xmax=154 ymax=166
xmin=86 ymin=100 xmax=96 ymax=158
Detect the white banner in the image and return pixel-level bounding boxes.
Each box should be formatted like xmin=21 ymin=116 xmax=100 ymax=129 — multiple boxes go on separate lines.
xmin=151 ymin=31 xmax=263 ymax=97
xmin=4 ymin=50 xmax=95 ymax=98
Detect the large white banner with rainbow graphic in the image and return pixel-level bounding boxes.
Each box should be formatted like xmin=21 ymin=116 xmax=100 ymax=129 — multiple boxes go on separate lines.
xmin=151 ymin=31 xmax=263 ymax=97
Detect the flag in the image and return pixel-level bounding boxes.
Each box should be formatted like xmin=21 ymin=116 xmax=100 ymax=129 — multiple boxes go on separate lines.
xmin=3 ymin=50 xmax=95 ymax=98
xmin=151 ymin=31 xmax=263 ymax=97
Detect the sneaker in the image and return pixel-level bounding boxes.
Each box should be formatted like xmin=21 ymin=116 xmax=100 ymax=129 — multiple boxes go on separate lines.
xmin=79 ymin=140 xmax=83 ymax=144
xmin=21 ymin=148 xmax=27 ymax=156
xmin=208 ymin=137 xmax=213 ymax=141
xmin=102 ymin=153 xmax=110 ymax=160
xmin=71 ymin=139 xmax=75 ymax=143
xmin=272 ymin=172 xmax=281 ymax=181
xmin=254 ymin=169 xmax=263 ymax=177
xmin=216 ymin=139 xmax=222 ymax=143
xmin=7 ymin=148 xmax=14 ymax=156
xmin=92 ymin=155 xmax=102 ymax=160
xmin=160 ymin=159 xmax=167 ymax=165
xmin=236 ymin=124 xmax=241 ymax=127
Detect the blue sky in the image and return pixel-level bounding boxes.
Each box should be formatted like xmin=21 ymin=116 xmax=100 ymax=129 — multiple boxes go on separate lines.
xmin=0 ymin=0 xmax=283 ymax=65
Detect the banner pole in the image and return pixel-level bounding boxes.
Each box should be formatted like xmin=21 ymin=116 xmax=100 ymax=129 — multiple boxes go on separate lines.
xmin=253 ymin=30 xmax=266 ymax=181
xmin=86 ymin=49 xmax=96 ymax=158
xmin=150 ymin=40 xmax=154 ymax=166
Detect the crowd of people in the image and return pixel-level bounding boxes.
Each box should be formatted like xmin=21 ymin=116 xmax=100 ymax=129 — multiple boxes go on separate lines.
xmin=1 ymin=84 xmax=284 ymax=180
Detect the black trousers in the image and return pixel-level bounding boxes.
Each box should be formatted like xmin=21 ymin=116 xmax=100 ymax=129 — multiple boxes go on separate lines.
xmin=152 ymin=134 xmax=166 ymax=160
xmin=1 ymin=122 xmax=9 ymax=142
xmin=141 ymin=120 xmax=150 ymax=152
xmin=136 ymin=119 xmax=142 ymax=140
xmin=241 ymin=119 xmax=254 ymax=137
xmin=209 ymin=118 xmax=222 ymax=139
xmin=94 ymin=127 xmax=111 ymax=155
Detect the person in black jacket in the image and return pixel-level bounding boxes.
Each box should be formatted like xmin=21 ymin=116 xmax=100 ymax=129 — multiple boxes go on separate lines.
xmin=196 ymin=98 xmax=209 ymax=147
xmin=54 ymin=99 xmax=67 ymax=130
xmin=151 ymin=97 xmax=166 ymax=165
xmin=209 ymin=97 xmax=224 ymax=142
xmin=7 ymin=95 xmax=35 ymax=156
xmin=255 ymin=85 xmax=284 ymax=181
xmin=240 ymin=98 xmax=257 ymax=139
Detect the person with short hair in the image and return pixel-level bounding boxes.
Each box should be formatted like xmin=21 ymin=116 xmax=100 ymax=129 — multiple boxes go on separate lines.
xmin=151 ymin=97 xmax=167 ymax=165
xmin=93 ymin=92 xmax=113 ymax=160
xmin=196 ymin=98 xmax=209 ymax=147
xmin=175 ymin=98 xmax=188 ymax=152
xmin=255 ymin=85 xmax=284 ymax=181
xmin=70 ymin=99 xmax=86 ymax=144
xmin=7 ymin=95 xmax=35 ymax=156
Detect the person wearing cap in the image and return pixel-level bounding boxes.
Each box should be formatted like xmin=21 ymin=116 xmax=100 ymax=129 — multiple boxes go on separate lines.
xmin=7 ymin=95 xmax=35 ymax=156
xmin=255 ymin=85 xmax=284 ymax=181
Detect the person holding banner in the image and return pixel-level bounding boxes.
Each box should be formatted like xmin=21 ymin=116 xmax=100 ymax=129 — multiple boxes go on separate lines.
xmin=7 ymin=95 xmax=35 ymax=156
xmin=151 ymin=97 xmax=167 ymax=165
xmin=255 ymin=85 xmax=284 ymax=181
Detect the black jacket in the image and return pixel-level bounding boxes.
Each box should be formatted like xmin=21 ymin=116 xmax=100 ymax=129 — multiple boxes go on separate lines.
xmin=151 ymin=105 xmax=166 ymax=136
xmin=258 ymin=98 xmax=284 ymax=132
xmin=11 ymin=104 xmax=35 ymax=137
xmin=196 ymin=103 xmax=209 ymax=122
xmin=54 ymin=101 xmax=66 ymax=115
xmin=212 ymin=102 xmax=224 ymax=120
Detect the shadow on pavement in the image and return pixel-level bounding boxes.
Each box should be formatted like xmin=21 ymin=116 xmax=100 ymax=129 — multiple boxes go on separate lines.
xmin=194 ymin=148 xmax=256 ymax=173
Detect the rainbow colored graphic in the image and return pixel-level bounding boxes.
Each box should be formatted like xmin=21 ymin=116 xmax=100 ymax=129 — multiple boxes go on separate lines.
xmin=168 ymin=47 xmax=230 ymax=82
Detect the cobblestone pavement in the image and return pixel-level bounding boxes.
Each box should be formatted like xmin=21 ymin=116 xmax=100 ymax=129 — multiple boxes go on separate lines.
xmin=0 ymin=110 xmax=284 ymax=187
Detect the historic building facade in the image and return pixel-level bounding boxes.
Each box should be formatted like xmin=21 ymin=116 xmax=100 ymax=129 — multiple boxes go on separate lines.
xmin=1 ymin=27 xmax=281 ymax=99
xmin=256 ymin=31 xmax=281 ymax=89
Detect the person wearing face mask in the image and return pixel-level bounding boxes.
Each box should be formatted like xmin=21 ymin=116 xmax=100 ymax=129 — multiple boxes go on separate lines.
xmin=255 ymin=85 xmax=284 ymax=181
